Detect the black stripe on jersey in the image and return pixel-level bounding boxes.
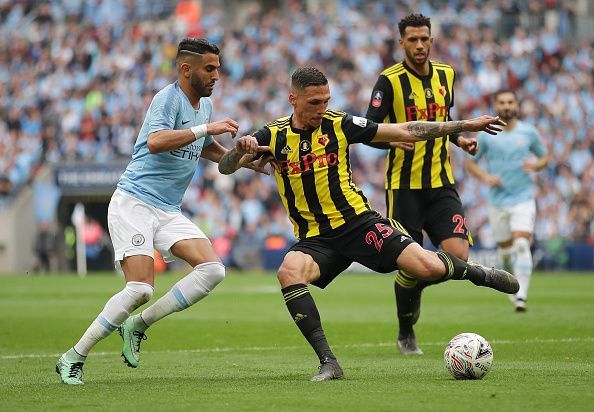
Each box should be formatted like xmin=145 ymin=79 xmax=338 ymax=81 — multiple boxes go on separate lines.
xmin=299 ymin=131 xmax=332 ymax=233
xmin=346 ymin=145 xmax=370 ymax=208
xmin=420 ymin=76 xmax=437 ymax=187
xmin=437 ymin=69 xmax=452 ymax=185
xmin=439 ymin=138 xmax=449 ymax=186
xmin=322 ymin=118 xmax=356 ymax=221
xmin=385 ymin=98 xmax=398 ymax=189
xmin=436 ymin=69 xmax=452 ymax=107
xmin=276 ymin=129 xmax=309 ymax=238
xmin=397 ymin=72 xmax=416 ymax=189
xmin=269 ymin=119 xmax=290 ymax=128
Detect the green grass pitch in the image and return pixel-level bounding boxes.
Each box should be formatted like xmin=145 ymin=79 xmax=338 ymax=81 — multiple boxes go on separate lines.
xmin=0 ymin=271 xmax=592 ymax=411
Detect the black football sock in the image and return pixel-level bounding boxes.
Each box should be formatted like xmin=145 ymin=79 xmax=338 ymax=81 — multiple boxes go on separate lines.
xmin=436 ymin=251 xmax=486 ymax=285
xmin=394 ymin=271 xmax=420 ymax=339
xmin=282 ymin=284 xmax=335 ymax=362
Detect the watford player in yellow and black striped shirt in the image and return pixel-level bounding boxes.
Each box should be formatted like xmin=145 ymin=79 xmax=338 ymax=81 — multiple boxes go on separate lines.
xmin=366 ymin=14 xmax=481 ymax=356
xmin=218 ymin=66 xmax=514 ymax=382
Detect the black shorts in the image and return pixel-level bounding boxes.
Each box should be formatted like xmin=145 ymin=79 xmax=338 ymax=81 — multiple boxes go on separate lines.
xmin=385 ymin=186 xmax=473 ymax=247
xmin=289 ymin=211 xmax=415 ymax=289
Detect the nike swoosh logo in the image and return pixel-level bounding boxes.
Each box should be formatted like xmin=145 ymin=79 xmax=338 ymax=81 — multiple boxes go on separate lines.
xmin=181 ymin=120 xmax=190 ymax=125
xmin=129 ymin=339 xmax=139 ymax=361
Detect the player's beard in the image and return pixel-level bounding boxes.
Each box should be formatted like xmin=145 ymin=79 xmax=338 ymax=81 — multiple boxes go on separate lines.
xmin=406 ymin=47 xmax=430 ymax=67
xmin=498 ymin=109 xmax=517 ymax=122
xmin=191 ymin=76 xmax=213 ymax=97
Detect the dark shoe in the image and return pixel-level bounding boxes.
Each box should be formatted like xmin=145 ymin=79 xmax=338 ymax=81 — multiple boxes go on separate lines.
xmin=472 ymin=263 xmax=520 ymax=294
xmin=311 ymin=357 xmax=344 ymax=382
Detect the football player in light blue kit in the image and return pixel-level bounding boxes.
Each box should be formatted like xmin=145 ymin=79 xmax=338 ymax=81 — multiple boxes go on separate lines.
xmin=466 ymin=90 xmax=549 ymax=312
xmin=56 ymin=38 xmax=265 ymax=384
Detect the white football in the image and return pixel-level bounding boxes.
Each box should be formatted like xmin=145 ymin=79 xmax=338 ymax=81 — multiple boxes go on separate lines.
xmin=444 ymin=332 xmax=493 ymax=380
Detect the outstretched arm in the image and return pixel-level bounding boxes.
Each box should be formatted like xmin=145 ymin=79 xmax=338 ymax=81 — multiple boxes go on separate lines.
xmin=371 ymin=115 xmax=505 ymax=143
xmin=218 ymin=135 xmax=270 ymax=175
xmin=147 ymin=119 xmax=239 ymax=154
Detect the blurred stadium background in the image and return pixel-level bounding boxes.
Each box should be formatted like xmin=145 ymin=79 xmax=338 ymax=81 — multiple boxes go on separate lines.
xmin=0 ymin=0 xmax=593 ymax=274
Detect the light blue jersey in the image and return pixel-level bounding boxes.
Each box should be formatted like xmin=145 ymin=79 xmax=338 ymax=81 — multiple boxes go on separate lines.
xmin=117 ymin=82 xmax=214 ymax=212
xmin=473 ymin=121 xmax=547 ymax=207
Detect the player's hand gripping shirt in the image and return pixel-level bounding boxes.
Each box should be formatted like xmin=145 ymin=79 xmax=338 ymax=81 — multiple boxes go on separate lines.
xmin=118 ymin=81 xmax=214 ymax=212
xmin=253 ymin=111 xmax=378 ymax=239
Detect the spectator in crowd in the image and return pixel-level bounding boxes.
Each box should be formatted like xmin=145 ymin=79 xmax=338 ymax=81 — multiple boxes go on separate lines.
xmin=1 ymin=0 xmax=592 ymax=269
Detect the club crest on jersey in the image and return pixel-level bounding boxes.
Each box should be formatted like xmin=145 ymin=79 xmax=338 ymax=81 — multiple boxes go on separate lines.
xmin=132 ymin=234 xmax=145 ymax=246
xmin=371 ymin=90 xmax=383 ymax=108
xmin=438 ymin=86 xmax=446 ymax=97
xmin=424 ymin=88 xmax=434 ymax=99
xmin=280 ymin=145 xmax=293 ymax=154
xmin=409 ymin=91 xmax=419 ymax=99
xmin=318 ymin=134 xmax=329 ymax=147
xmin=299 ymin=140 xmax=311 ymax=152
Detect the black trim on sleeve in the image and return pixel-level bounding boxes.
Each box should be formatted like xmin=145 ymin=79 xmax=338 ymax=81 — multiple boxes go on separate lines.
xmin=365 ymin=75 xmax=394 ymax=123
xmin=365 ymin=141 xmax=391 ymax=150
xmin=253 ymin=127 xmax=272 ymax=146
xmin=341 ymin=114 xmax=379 ymax=144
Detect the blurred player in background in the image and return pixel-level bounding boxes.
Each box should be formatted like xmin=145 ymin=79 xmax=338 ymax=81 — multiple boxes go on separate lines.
xmin=465 ymin=90 xmax=549 ymax=312
xmin=218 ymin=67 xmax=517 ymax=381
xmin=56 ymin=38 xmax=265 ymax=385
xmin=366 ymin=14 xmax=480 ymax=355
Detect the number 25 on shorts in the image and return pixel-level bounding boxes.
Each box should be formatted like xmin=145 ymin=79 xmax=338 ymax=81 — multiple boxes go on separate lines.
xmin=365 ymin=223 xmax=394 ymax=252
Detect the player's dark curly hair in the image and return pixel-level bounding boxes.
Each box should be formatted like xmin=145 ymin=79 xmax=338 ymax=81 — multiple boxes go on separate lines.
xmin=176 ymin=38 xmax=220 ymax=59
xmin=291 ymin=67 xmax=328 ymax=89
xmin=398 ymin=13 xmax=431 ymax=36
xmin=493 ymin=89 xmax=518 ymax=101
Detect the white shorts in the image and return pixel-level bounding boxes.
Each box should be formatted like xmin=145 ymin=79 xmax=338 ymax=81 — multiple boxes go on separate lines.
xmin=488 ymin=200 xmax=536 ymax=243
xmin=107 ymin=189 xmax=207 ymax=267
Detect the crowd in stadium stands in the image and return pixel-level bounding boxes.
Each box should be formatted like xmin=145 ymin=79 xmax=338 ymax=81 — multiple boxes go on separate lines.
xmin=1 ymin=0 xmax=592 ymax=269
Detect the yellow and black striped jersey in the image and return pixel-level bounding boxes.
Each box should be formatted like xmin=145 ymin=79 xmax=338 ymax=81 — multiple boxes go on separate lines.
xmin=366 ymin=60 xmax=457 ymax=189
xmin=253 ymin=111 xmax=378 ymax=239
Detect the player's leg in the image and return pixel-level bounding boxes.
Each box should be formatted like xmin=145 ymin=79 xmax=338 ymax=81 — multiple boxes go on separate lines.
xmin=57 ymin=257 xmax=155 ymax=382
xmin=133 ymin=239 xmax=223 ymax=329
xmin=120 ymin=213 xmax=224 ymax=367
xmin=386 ymin=189 xmax=425 ymax=355
xmin=395 ymin=242 xmax=519 ymax=293
xmin=509 ymin=201 xmax=536 ymax=311
xmin=278 ymin=244 xmax=349 ymax=381
xmin=57 ymin=191 xmax=155 ymax=384
xmin=348 ymin=213 xmax=517 ymax=315
xmin=490 ymin=204 xmax=526 ymax=310
xmin=490 ymin=205 xmax=514 ymax=273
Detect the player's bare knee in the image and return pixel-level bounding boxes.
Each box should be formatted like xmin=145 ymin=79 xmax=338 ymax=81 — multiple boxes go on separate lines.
xmin=456 ymin=249 xmax=469 ymax=262
xmin=277 ymin=264 xmax=301 ymax=286
xmin=277 ymin=253 xmax=309 ymax=286
xmin=443 ymin=244 xmax=469 ymax=261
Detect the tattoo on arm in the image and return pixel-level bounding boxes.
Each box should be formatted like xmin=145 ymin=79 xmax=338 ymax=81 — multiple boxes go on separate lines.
xmin=218 ymin=148 xmax=244 ymax=174
xmin=407 ymin=121 xmax=466 ymax=140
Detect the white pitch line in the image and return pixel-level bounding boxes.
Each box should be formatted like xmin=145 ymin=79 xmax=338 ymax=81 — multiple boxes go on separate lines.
xmin=1 ymin=337 xmax=592 ymax=360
